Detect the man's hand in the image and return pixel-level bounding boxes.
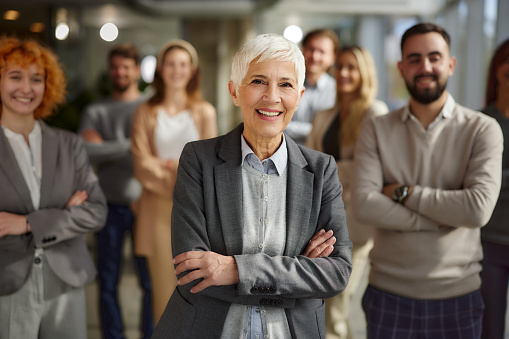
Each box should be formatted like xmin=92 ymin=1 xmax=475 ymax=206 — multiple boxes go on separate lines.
xmin=174 ymin=251 xmax=239 ymax=293
xmin=65 ymin=190 xmax=88 ymax=208
xmin=382 ymin=183 xmax=400 ymax=199
xmin=0 ymin=212 xmax=28 ymax=237
xmin=81 ymin=129 xmax=104 ymax=144
xmin=302 ymin=229 xmax=336 ymax=258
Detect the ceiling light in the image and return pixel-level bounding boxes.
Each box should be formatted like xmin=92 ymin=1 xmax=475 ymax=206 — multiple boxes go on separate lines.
xmin=100 ymin=23 xmax=118 ymax=42
xmin=284 ymin=25 xmax=303 ymax=44
xmin=4 ymin=10 xmax=20 ymax=21
xmin=55 ymin=23 xmax=70 ymax=40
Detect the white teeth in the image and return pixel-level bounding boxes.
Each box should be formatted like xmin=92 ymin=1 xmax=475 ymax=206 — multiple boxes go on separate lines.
xmin=257 ymin=110 xmax=281 ymax=117
xmin=15 ymin=97 xmax=31 ymax=103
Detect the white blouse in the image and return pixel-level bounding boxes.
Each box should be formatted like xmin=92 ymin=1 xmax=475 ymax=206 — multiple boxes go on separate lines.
xmin=2 ymin=121 xmax=42 ymax=210
xmin=154 ymin=109 xmax=199 ymax=160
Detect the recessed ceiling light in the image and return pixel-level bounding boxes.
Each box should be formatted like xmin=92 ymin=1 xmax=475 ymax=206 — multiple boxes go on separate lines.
xmin=4 ymin=10 xmax=20 ymax=21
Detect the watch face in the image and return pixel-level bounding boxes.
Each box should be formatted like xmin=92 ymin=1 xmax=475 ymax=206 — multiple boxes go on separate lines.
xmin=392 ymin=186 xmax=408 ymax=202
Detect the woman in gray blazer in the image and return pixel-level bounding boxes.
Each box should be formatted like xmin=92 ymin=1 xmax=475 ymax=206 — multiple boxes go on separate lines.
xmin=0 ymin=37 xmax=107 ymax=338
xmin=153 ymin=33 xmax=352 ymax=339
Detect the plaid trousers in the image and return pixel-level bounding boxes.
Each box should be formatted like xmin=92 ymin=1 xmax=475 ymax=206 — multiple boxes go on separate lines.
xmin=362 ymin=285 xmax=484 ymax=339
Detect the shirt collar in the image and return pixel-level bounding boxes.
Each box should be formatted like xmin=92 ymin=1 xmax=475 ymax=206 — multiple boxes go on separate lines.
xmin=241 ymin=134 xmax=288 ymax=175
xmin=401 ymin=93 xmax=456 ymax=124
xmin=2 ymin=120 xmax=41 ymax=140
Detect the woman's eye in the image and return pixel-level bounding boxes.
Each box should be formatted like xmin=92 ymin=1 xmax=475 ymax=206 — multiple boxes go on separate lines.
xmin=252 ymin=79 xmax=264 ymax=85
xmin=280 ymin=82 xmax=293 ymax=88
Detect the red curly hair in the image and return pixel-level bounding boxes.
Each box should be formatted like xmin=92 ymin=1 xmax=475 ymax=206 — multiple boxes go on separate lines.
xmin=0 ymin=36 xmax=67 ymax=119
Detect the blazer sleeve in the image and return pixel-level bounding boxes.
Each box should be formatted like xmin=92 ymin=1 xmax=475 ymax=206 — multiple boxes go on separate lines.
xmin=131 ymin=104 xmax=176 ymax=199
xmin=27 ymin=134 xmax=107 ymax=247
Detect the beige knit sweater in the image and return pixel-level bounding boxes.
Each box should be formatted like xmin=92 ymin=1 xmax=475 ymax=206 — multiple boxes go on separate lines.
xmin=351 ymin=95 xmax=503 ymax=299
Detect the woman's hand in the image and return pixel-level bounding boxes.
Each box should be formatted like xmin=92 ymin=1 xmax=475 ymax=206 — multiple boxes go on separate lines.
xmin=174 ymin=251 xmax=239 ymax=293
xmin=65 ymin=190 xmax=88 ymax=208
xmin=302 ymin=229 xmax=336 ymax=258
xmin=0 ymin=212 xmax=28 ymax=236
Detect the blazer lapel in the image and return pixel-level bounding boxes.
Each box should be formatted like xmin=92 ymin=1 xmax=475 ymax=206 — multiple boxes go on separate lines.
xmin=215 ymin=124 xmax=244 ymax=255
xmin=38 ymin=121 xmax=58 ymax=209
xmin=284 ymin=135 xmax=314 ymax=256
xmin=0 ymin=126 xmax=34 ymax=211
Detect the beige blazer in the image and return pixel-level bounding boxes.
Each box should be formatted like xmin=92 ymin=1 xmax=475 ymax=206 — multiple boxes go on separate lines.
xmin=306 ymin=100 xmax=388 ymax=244
xmin=131 ymin=101 xmax=217 ymax=256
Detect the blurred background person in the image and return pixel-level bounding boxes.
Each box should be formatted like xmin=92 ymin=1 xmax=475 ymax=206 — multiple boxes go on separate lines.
xmin=285 ymin=28 xmax=340 ymax=145
xmin=481 ymin=38 xmax=509 ymax=339
xmin=0 ymin=36 xmax=107 ymax=339
xmin=79 ymin=43 xmax=153 ymax=339
xmin=152 ymin=33 xmax=351 ymax=339
xmin=306 ymin=45 xmax=388 ymax=339
xmin=130 ymin=39 xmax=217 ymax=325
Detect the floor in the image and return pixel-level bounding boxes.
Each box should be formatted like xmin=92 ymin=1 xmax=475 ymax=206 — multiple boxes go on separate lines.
xmin=85 ymin=234 xmax=509 ymax=339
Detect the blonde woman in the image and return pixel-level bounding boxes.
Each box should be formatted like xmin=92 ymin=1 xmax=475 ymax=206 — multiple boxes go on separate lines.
xmin=306 ymin=45 xmax=388 ymax=339
xmin=131 ymin=39 xmax=217 ymax=324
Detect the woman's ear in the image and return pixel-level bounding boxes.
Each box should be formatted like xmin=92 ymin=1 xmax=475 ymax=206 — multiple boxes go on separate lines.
xmin=228 ymin=81 xmax=240 ymax=107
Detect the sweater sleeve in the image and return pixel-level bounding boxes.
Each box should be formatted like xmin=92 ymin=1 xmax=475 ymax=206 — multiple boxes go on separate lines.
xmin=404 ymin=117 xmax=503 ymax=228
xmin=351 ymin=117 xmax=439 ymax=232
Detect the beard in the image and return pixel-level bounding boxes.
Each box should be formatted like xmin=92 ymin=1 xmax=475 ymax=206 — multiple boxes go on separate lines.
xmin=404 ymin=74 xmax=447 ymax=104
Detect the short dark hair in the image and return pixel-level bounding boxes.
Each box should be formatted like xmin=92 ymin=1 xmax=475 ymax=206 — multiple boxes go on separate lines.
xmin=108 ymin=43 xmax=140 ymax=65
xmin=400 ymin=23 xmax=451 ymax=53
xmin=302 ymin=29 xmax=341 ymax=55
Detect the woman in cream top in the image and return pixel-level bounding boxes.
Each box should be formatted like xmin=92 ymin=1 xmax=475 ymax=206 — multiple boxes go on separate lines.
xmin=131 ymin=39 xmax=217 ymax=324
xmin=306 ymin=45 xmax=388 ymax=339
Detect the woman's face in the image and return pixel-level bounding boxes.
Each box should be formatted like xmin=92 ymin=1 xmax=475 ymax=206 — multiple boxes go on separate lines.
xmin=229 ymin=59 xmax=304 ymax=144
xmin=335 ymin=51 xmax=362 ymax=95
xmin=0 ymin=63 xmax=45 ymax=118
xmin=496 ymin=54 xmax=509 ymax=93
xmin=159 ymin=48 xmax=193 ymax=90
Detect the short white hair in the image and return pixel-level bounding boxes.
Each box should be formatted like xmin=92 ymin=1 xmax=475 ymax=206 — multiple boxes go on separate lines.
xmin=230 ymin=33 xmax=305 ymax=94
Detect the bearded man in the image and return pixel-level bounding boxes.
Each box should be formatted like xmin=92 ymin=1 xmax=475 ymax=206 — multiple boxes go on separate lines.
xmin=351 ymin=23 xmax=503 ymax=339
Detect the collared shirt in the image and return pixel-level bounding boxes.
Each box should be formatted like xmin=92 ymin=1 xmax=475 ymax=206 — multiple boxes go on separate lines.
xmin=402 ymin=93 xmax=455 ymax=131
xmin=2 ymin=121 xmax=42 ymax=210
xmin=240 ymin=134 xmax=288 ymax=175
xmin=285 ymin=72 xmax=336 ymax=144
xmin=221 ymin=133 xmax=290 ymax=339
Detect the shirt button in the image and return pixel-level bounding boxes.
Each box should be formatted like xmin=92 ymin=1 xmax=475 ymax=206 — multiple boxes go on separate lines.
xmin=34 ymin=257 xmax=41 ymax=264
xmin=263 ymin=174 xmax=268 ymax=179
xmin=264 ymin=196 xmax=268 ymax=201
xmin=258 ymin=243 xmax=264 ymax=249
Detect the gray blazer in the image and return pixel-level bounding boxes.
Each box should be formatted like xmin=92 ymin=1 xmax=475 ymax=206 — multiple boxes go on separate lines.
xmin=153 ymin=123 xmax=352 ymax=339
xmin=0 ymin=120 xmax=107 ymax=296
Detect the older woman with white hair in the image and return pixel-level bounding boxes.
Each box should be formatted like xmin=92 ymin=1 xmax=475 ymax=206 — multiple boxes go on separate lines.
xmin=152 ymin=33 xmax=352 ymax=339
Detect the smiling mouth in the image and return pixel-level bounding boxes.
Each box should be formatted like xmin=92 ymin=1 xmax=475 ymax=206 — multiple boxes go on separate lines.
xmin=15 ymin=97 xmax=32 ymax=103
xmin=257 ymin=109 xmax=282 ymax=117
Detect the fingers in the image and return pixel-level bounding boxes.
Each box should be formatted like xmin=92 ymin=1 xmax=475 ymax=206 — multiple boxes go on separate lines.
xmin=174 ymin=251 xmax=239 ymax=293
xmin=306 ymin=235 xmax=336 ymax=258
xmin=303 ymin=229 xmax=335 ymax=258
xmin=65 ymin=190 xmax=88 ymax=208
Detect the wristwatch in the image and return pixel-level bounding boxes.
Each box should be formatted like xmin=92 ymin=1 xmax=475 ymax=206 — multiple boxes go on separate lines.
xmin=392 ymin=185 xmax=412 ymax=204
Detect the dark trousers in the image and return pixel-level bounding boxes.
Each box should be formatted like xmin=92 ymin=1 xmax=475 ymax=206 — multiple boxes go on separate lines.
xmin=481 ymin=240 xmax=509 ymax=339
xmin=362 ymin=285 xmax=484 ymax=339
xmin=97 ymin=204 xmax=153 ymax=339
